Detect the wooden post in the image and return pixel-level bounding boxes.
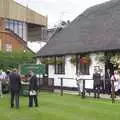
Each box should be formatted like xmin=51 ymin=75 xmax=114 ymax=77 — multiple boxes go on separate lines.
xmin=60 ymin=78 xmax=63 ymax=96
xmin=52 ymin=78 xmax=54 ymax=93
xmin=18 ymin=64 xmax=21 ymax=74
xmin=111 ymin=80 xmax=115 ymax=103
xmin=76 ymin=55 xmax=78 ymax=74
xmin=39 ymin=75 xmax=40 ymax=92
xmin=81 ymin=79 xmax=85 ymax=98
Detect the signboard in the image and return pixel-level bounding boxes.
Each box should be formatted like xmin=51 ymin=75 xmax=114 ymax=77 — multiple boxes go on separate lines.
xmin=20 ymin=64 xmax=45 ymax=75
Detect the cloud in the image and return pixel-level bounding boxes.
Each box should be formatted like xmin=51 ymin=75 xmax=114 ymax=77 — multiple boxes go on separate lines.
xmin=15 ymin=0 xmax=110 ymax=28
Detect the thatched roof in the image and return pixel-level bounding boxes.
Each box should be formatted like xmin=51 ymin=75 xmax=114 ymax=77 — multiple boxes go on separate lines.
xmin=37 ymin=0 xmax=120 ymax=57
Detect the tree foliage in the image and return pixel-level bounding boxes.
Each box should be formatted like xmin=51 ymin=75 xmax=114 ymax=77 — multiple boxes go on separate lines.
xmin=96 ymin=52 xmax=120 ymax=69
xmin=0 ymin=50 xmax=35 ymax=70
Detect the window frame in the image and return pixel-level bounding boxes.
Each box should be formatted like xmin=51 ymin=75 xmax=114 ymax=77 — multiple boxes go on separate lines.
xmin=76 ymin=54 xmax=90 ymax=75
xmin=54 ymin=56 xmax=65 ymax=74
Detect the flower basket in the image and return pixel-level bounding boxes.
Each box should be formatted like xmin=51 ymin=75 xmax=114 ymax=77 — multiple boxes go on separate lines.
xmin=80 ymin=56 xmax=91 ymax=64
xmin=56 ymin=59 xmax=64 ymax=64
xmin=41 ymin=58 xmax=55 ymax=65
xmin=41 ymin=58 xmax=64 ymax=65
xmin=95 ymin=54 xmax=105 ymax=63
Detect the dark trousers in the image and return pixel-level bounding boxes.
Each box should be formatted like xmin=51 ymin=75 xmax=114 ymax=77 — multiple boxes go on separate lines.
xmin=29 ymin=95 xmax=38 ymax=107
xmin=105 ymin=80 xmax=111 ymax=94
xmin=100 ymin=80 xmax=104 ymax=93
xmin=94 ymin=85 xmax=100 ymax=98
xmin=11 ymin=91 xmax=19 ymax=108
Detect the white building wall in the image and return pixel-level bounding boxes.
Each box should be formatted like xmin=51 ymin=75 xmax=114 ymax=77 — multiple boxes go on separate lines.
xmin=48 ymin=52 xmax=105 ymax=89
xmin=48 ymin=56 xmax=77 ymax=88
xmin=36 ymin=58 xmax=40 ymax=64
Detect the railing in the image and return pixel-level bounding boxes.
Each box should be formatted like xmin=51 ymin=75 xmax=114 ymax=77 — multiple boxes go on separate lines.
xmin=37 ymin=76 xmax=116 ymax=103
xmin=58 ymin=77 xmax=75 ymax=96
xmin=38 ymin=77 xmax=54 ymax=92
xmin=58 ymin=77 xmax=115 ymax=103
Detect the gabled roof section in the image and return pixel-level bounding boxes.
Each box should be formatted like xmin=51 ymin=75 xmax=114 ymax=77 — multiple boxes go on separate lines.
xmin=37 ymin=0 xmax=120 ymax=57
xmin=0 ymin=0 xmax=47 ymax=26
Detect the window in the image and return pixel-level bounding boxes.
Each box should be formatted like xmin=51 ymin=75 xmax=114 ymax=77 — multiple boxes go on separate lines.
xmin=9 ymin=20 xmax=14 ymax=31
xmin=14 ymin=21 xmax=18 ymax=34
xmin=23 ymin=23 xmax=27 ymax=41
xmin=18 ymin=22 xmax=23 ymax=38
xmin=5 ymin=44 xmax=12 ymax=52
xmin=55 ymin=56 xmax=65 ymax=74
xmin=77 ymin=55 xmax=90 ymax=75
xmin=5 ymin=19 xmax=27 ymax=41
xmin=5 ymin=19 xmax=9 ymax=29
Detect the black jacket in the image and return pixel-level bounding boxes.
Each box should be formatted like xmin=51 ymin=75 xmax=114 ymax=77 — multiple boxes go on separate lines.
xmin=93 ymin=73 xmax=101 ymax=86
xmin=29 ymin=75 xmax=38 ymax=91
xmin=9 ymin=72 xmax=21 ymax=92
xmin=105 ymin=71 xmax=111 ymax=81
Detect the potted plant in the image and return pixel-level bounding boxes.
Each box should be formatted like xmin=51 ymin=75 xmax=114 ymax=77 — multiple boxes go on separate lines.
xmin=56 ymin=59 xmax=64 ymax=64
xmin=41 ymin=58 xmax=55 ymax=65
xmin=80 ymin=56 xmax=91 ymax=64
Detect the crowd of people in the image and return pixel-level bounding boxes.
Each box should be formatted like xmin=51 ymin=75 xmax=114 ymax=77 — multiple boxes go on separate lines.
xmin=1 ymin=66 xmax=120 ymax=108
xmin=76 ymin=68 xmax=120 ymax=98
xmin=0 ymin=68 xmax=39 ymax=109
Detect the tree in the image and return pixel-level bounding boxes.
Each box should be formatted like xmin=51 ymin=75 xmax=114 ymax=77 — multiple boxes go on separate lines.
xmin=96 ymin=52 xmax=120 ymax=71
xmin=0 ymin=50 xmax=35 ymax=70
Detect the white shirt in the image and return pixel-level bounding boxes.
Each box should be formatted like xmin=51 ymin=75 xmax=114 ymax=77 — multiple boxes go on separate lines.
xmin=111 ymin=74 xmax=120 ymax=91
xmin=0 ymin=72 xmax=7 ymax=80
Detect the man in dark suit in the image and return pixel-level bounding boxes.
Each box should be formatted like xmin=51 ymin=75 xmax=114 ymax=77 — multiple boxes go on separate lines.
xmin=105 ymin=69 xmax=111 ymax=94
xmin=93 ymin=69 xmax=101 ymax=98
xmin=28 ymin=71 xmax=38 ymax=107
xmin=9 ymin=68 xmax=21 ymax=109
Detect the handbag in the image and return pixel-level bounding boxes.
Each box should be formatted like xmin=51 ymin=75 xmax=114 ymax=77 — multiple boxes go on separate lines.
xmin=29 ymin=90 xmax=37 ymax=96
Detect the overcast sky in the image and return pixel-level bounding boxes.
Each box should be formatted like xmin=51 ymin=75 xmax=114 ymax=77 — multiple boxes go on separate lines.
xmin=15 ymin=0 xmax=110 ymax=28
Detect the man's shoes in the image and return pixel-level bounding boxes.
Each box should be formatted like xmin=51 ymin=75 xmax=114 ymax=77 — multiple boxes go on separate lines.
xmin=0 ymin=95 xmax=3 ymax=98
xmin=16 ymin=106 xmax=20 ymax=109
xmin=11 ymin=105 xmax=14 ymax=108
xmin=29 ymin=105 xmax=33 ymax=108
xmin=35 ymin=105 xmax=38 ymax=107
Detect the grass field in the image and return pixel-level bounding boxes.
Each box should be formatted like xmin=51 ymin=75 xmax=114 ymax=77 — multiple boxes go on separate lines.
xmin=0 ymin=92 xmax=120 ymax=120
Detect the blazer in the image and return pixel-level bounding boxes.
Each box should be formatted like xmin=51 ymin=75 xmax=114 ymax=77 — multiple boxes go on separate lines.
xmin=29 ymin=75 xmax=38 ymax=91
xmin=93 ymin=73 xmax=101 ymax=86
xmin=9 ymin=72 xmax=21 ymax=92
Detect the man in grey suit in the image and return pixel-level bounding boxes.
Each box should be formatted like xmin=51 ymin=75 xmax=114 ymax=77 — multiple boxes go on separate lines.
xmin=9 ymin=69 xmax=21 ymax=109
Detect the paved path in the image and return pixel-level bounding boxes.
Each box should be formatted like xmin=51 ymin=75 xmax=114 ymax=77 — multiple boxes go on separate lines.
xmin=55 ymin=89 xmax=120 ymax=100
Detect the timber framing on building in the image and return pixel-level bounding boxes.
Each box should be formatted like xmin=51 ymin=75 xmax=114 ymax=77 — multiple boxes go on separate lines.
xmin=0 ymin=0 xmax=47 ymax=26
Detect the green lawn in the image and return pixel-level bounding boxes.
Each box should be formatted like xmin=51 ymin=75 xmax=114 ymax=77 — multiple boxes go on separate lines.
xmin=0 ymin=92 xmax=120 ymax=120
